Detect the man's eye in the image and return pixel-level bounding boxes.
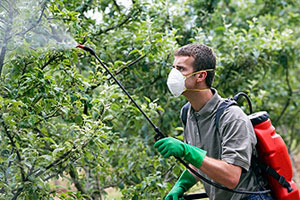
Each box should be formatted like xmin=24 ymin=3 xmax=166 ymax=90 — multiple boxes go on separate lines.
xmin=178 ymin=67 xmax=184 ymax=71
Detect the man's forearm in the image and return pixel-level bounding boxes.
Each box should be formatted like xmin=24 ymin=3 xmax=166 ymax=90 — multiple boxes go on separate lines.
xmin=190 ymin=156 xmax=242 ymax=189
xmin=154 ymin=137 xmax=241 ymax=188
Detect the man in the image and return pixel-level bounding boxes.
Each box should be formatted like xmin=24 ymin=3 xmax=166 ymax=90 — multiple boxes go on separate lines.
xmin=154 ymin=44 xmax=272 ymax=200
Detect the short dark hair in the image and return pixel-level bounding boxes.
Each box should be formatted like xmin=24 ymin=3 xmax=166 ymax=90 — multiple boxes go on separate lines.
xmin=174 ymin=44 xmax=216 ymax=87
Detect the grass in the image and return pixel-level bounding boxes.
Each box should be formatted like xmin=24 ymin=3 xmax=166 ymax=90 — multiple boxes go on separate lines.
xmin=104 ymin=188 xmax=123 ymax=200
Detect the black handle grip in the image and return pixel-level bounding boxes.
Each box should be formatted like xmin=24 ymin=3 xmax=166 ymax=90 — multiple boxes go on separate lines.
xmin=154 ymin=127 xmax=166 ymax=141
xmin=182 ymin=193 xmax=208 ymax=199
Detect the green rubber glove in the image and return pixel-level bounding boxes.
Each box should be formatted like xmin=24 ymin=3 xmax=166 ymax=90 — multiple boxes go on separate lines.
xmin=154 ymin=137 xmax=207 ymax=168
xmin=165 ymin=169 xmax=197 ymax=200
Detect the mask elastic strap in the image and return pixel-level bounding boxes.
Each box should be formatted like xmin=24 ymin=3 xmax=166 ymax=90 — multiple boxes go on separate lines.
xmin=185 ymin=69 xmax=214 ymax=78
xmin=184 ymin=88 xmax=211 ymax=92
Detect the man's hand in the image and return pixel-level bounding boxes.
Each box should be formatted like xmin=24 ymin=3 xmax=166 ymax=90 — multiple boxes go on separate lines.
xmin=154 ymin=137 xmax=185 ymax=158
xmin=165 ymin=169 xmax=197 ymax=200
xmin=165 ymin=185 xmax=185 ymax=200
xmin=154 ymin=137 xmax=207 ymax=168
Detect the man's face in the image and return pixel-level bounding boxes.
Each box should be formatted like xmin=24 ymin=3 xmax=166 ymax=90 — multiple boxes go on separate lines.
xmin=173 ymin=56 xmax=198 ymax=90
xmin=172 ymin=56 xmax=194 ymax=76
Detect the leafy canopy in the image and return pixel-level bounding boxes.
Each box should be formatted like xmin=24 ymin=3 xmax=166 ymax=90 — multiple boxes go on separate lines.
xmin=0 ymin=0 xmax=299 ymax=199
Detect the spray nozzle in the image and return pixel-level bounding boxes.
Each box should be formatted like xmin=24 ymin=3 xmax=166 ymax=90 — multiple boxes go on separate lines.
xmin=76 ymin=44 xmax=96 ymax=55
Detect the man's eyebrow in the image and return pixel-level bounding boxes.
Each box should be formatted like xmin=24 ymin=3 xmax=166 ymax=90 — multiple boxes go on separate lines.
xmin=173 ymin=65 xmax=185 ymax=68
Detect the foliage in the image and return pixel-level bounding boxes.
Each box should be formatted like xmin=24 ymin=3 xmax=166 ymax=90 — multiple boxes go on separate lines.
xmin=0 ymin=0 xmax=299 ymax=199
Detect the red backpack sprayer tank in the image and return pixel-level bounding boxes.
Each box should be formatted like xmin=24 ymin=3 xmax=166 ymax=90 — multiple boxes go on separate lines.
xmin=249 ymin=111 xmax=300 ymax=200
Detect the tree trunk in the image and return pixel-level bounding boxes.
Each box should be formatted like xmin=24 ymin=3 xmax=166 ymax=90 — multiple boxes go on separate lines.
xmin=0 ymin=0 xmax=15 ymax=75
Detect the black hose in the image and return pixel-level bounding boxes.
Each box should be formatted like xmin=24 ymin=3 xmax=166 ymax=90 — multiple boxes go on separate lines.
xmin=233 ymin=92 xmax=253 ymax=114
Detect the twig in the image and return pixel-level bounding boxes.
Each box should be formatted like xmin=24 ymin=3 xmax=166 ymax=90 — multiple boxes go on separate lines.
xmin=40 ymin=53 xmax=64 ymax=70
xmin=69 ymin=165 xmax=89 ymax=198
xmin=43 ymin=162 xmax=71 ymax=181
xmin=12 ymin=187 xmax=23 ymax=200
xmin=275 ymin=63 xmax=293 ymax=124
xmin=13 ymin=6 xmax=46 ymax=38
xmin=0 ymin=165 xmax=8 ymax=184
xmin=207 ymin=0 xmax=216 ymax=13
xmin=7 ymin=121 xmax=97 ymax=199
xmin=3 ymin=0 xmax=11 ymax=5
xmin=94 ymin=10 xmax=138 ymax=35
xmin=0 ymin=3 xmax=9 ymax=13
xmin=112 ymin=0 xmax=121 ymax=13
xmin=25 ymin=159 xmax=37 ymax=181
xmin=32 ymin=136 xmax=93 ymax=179
xmin=0 ymin=0 xmax=16 ymax=75
xmin=91 ymin=54 xmax=146 ymax=90
xmin=32 ymin=149 xmax=73 ymax=178
xmin=113 ymin=54 xmax=146 ymax=77
xmin=21 ymin=61 xmax=34 ymax=76
xmin=14 ymin=59 xmax=34 ymax=90
xmin=34 ymin=108 xmax=60 ymax=125
xmin=75 ymin=0 xmax=92 ymax=13
xmin=0 ymin=17 xmax=6 ymax=25
xmin=0 ymin=118 xmax=26 ymax=182
xmin=0 ymin=45 xmax=7 ymax=76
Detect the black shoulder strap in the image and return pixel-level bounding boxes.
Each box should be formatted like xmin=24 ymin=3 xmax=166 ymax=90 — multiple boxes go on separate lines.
xmin=181 ymin=99 xmax=237 ymax=130
xmin=181 ymin=102 xmax=190 ymax=127
xmin=215 ymin=99 xmax=238 ymax=133
xmin=252 ymin=157 xmax=293 ymax=193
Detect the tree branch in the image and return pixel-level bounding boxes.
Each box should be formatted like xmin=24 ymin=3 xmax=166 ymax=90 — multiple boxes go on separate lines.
xmin=113 ymin=54 xmax=146 ymax=77
xmin=112 ymin=0 xmax=121 ymax=13
xmin=0 ymin=45 xmax=7 ymax=75
xmin=40 ymin=53 xmax=64 ymax=70
xmin=0 ymin=0 xmax=16 ymax=75
xmin=75 ymin=0 xmax=92 ymax=13
xmin=207 ymin=0 xmax=216 ymax=13
xmin=31 ymin=136 xmax=93 ymax=179
xmin=1 ymin=0 xmax=11 ymax=7
xmin=69 ymin=165 xmax=89 ymax=199
xmin=95 ymin=174 xmax=102 ymax=199
xmin=91 ymin=54 xmax=146 ymax=90
xmin=94 ymin=10 xmax=139 ymax=36
xmin=12 ymin=187 xmax=23 ymax=200
xmin=0 ymin=17 xmax=6 ymax=25
xmin=25 ymin=159 xmax=37 ymax=181
xmin=13 ymin=6 xmax=46 ymax=39
xmin=14 ymin=60 xmax=35 ymax=89
xmin=0 ymin=117 xmax=26 ymax=182
xmin=275 ymin=63 xmax=293 ymax=124
xmin=7 ymin=122 xmax=97 ymax=199
xmin=43 ymin=162 xmax=71 ymax=182
xmin=34 ymin=107 xmax=60 ymax=126
xmin=32 ymin=149 xmax=73 ymax=178
xmin=0 ymin=3 xmax=9 ymax=13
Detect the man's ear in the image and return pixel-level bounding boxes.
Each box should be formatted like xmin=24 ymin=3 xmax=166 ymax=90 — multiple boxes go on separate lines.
xmin=196 ymin=72 xmax=207 ymax=83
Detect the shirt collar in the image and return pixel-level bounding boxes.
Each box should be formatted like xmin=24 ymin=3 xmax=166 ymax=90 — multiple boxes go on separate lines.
xmin=190 ymin=88 xmax=222 ymax=118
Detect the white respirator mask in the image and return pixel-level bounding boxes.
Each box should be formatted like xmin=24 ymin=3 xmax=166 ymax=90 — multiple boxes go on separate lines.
xmin=166 ymin=68 xmax=214 ymax=97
